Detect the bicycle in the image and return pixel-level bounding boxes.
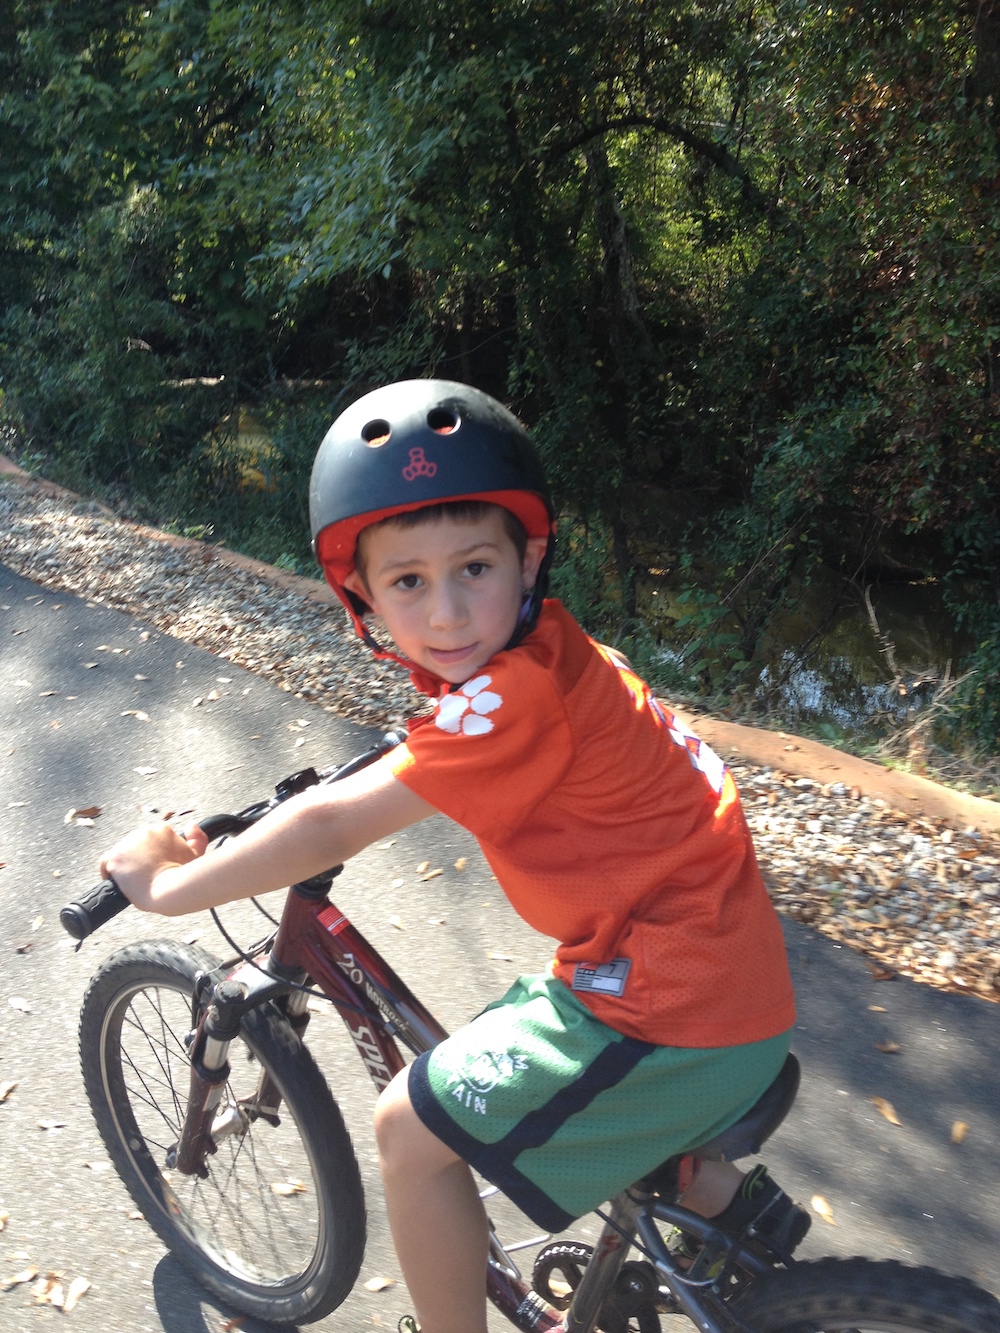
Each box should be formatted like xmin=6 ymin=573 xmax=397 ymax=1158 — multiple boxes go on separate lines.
xmin=62 ymin=732 xmax=1000 ymax=1333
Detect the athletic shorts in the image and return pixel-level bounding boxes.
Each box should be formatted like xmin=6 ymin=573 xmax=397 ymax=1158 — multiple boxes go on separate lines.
xmin=408 ymin=972 xmax=792 ymax=1232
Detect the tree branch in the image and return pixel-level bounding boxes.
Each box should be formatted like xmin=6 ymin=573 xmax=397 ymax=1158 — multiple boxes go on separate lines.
xmin=545 ymin=113 xmax=777 ymax=216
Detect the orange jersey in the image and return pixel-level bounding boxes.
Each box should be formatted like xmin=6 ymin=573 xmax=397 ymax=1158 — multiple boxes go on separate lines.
xmin=389 ymin=600 xmax=795 ymax=1048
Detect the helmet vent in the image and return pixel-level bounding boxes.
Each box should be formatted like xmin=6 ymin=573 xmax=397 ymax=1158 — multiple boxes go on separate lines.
xmin=427 ymin=407 xmax=460 ymax=434
xmin=362 ymin=419 xmax=391 ymax=447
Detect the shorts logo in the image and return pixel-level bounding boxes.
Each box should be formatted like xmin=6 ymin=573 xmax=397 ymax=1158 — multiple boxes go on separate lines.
xmin=446 ymin=1047 xmax=528 ymax=1115
xmin=434 ymin=674 xmax=503 ymax=736
xmin=402 ymin=447 xmax=437 ymax=480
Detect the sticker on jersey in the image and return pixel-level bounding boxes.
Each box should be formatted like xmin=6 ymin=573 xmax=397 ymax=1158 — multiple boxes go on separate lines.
xmin=571 ymin=957 xmax=632 ymax=997
xmin=434 ymin=674 xmax=503 ymax=736
xmin=446 ymin=1047 xmax=528 ymax=1115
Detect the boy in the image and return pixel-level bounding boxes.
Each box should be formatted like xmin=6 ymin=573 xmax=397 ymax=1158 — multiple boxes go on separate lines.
xmin=101 ymin=380 xmax=807 ymax=1333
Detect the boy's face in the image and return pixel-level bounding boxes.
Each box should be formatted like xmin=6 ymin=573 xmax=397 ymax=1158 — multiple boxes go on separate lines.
xmin=345 ymin=509 xmax=546 ymax=685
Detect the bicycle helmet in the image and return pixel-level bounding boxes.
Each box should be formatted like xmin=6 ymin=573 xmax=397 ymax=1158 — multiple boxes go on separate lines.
xmin=310 ymin=379 xmax=556 ymax=688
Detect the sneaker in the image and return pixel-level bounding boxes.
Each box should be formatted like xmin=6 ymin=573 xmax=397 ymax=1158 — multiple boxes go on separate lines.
xmin=713 ymin=1165 xmax=811 ymax=1262
xmin=679 ymin=1165 xmax=810 ymax=1268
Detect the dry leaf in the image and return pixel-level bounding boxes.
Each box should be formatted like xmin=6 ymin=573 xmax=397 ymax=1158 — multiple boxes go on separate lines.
xmin=871 ymin=1097 xmax=902 ymax=1126
xmin=8 ymin=996 xmax=30 ymax=1013
xmin=0 ymin=1211 xmax=8 ymax=1231
xmin=867 ymin=962 xmax=896 ymax=981
xmin=867 ymin=1005 xmax=887 ymax=1012
xmin=63 ymin=1276 xmax=91 ymax=1312
xmin=192 ymin=696 xmax=204 ymax=708
xmin=221 ymin=1318 xmax=246 ymax=1332
xmin=38 ymin=1118 xmax=67 ymax=1130
xmin=388 ymin=915 xmax=405 ymax=930
xmin=416 ymin=860 xmax=430 ymax=873
xmin=951 ymin=1120 xmax=970 ymax=1145
xmin=874 ymin=1041 xmax=900 ymax=1054
xmin=0 ymin=1081 xmax=18 ymax=1102
xmin=810 ymin=1195 xmax=837 ymax=1226
xmin=364 ymin=1276 xmax=395 ymax=1292
xmin=488 ymin=951 xmax=513 ymax=961
xmin=31 ymin=914 xmax=43 ymax=931
xmin=207 ymin=690 xmax=220 ymax=701
xmin=270 ymin=1179 xmax=307 ymax=1196
xmin=453 ymin=858 xmax=468 ymax=871
xmin=427 ymin=917 xmax=446 ymax=925
xmin=133 ymin=766 xmax=157 ymax=776
xmin=957 ymin=848 xmax=980 ymax=860
xmin=1 ymin=1265 xmax=39 ymax=1291
xmin=419 ymin=868 xmax=443 ymax=881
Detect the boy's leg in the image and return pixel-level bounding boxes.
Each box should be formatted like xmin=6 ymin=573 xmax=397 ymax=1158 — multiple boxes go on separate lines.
xmin=375 ymin=1066 xmax=490 ymax=1333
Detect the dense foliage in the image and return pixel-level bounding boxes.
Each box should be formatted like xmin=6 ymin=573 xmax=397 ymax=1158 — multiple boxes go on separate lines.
xmin=2 ymin=2 xmax=999 ymax=752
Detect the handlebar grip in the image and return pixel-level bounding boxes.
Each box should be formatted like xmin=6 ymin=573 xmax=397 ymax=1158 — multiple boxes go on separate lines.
xmin=60 ymin=878 xmax=130 ymax=941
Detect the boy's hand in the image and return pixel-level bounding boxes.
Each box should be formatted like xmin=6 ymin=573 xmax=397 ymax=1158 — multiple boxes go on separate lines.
xmin=100 ymin=823 xmax=207 ymax=912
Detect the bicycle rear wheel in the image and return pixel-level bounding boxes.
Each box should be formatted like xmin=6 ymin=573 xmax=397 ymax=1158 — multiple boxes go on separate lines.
xmin=732 ymin=1256 xmax=1000 ymax=1331
xmin=79 ymin=940 xmax=366 ymax=1325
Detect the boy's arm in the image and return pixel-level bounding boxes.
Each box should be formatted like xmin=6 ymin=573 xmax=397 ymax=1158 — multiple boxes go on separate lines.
xmin=100 ymin=756 xmax=435 ymax=918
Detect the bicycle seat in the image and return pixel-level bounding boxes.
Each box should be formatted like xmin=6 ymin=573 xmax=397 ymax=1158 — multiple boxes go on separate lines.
xmin=639 ymin=1053 xmax=800 ymax=1191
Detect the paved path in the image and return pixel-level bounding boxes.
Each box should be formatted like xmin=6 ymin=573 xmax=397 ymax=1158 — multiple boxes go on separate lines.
xmin=1 ymin=561 xmax=998 ymax=1333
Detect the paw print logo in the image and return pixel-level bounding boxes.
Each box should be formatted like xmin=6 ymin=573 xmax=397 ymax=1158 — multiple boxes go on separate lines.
xmin=434 ymin=675 xmax=503 ymax=736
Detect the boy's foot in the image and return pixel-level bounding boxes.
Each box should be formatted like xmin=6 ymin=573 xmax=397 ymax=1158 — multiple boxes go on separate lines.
xmin=681 ymin=1165 xmax=811 ymax=1266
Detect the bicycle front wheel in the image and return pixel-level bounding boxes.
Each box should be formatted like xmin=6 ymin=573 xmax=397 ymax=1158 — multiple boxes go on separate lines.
xmin=79 ymin=940 xmax=366 ymax=1325
xmin=732 ymin=1256 xmax=1000 ymax=1332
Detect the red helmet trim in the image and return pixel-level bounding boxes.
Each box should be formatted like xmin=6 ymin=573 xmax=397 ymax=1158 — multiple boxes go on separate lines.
xmin=315 ymin=488 xmax=553 ymax=592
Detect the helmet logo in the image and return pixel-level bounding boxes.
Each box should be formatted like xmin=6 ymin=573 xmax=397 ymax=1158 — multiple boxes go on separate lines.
xmin=402 ymin=447 xmax=437 ymax=481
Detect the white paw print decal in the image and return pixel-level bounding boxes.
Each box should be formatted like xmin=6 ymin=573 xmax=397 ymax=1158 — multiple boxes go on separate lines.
xmin=434 ymin=675 xmax=503 ymax=736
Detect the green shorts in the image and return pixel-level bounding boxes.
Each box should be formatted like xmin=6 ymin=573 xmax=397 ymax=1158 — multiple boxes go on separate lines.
xmin=408 ymin=973 xmax=791 ymax=1232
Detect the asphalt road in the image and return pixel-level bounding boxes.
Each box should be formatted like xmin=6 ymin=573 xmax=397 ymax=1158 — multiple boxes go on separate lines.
xmin=1 ymin=561 xmax=998 ymax=1333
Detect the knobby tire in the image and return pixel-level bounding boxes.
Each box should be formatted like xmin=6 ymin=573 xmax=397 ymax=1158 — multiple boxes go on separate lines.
xmin=733 ymin=1256 xmax=1000 ymax=1332
xmin=79 ymin=940 xmax=366 ymax=1325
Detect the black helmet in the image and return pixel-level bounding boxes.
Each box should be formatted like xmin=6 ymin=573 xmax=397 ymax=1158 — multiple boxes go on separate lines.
xmin=310 ymin=380 xmax=556 ymax=686
xmin=311 ymin=379 xmax=554 ymax=608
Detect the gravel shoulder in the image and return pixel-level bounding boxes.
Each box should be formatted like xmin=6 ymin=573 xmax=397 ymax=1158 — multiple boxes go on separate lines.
xmin=2 ymin=459 xmax=998 ymax=1007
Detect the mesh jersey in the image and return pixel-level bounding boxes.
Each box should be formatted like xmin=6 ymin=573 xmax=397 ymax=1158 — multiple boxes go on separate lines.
xmin=388 ymin=600 xmax=795 ymax=1048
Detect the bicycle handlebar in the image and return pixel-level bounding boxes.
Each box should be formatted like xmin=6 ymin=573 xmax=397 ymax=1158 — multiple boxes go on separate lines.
xmin=59 ymin=730 xmax=406 ymax=942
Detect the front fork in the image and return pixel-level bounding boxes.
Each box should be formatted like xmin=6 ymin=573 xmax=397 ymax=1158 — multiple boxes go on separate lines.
xmin=172 ymin=969 xmax=310 ymax=1177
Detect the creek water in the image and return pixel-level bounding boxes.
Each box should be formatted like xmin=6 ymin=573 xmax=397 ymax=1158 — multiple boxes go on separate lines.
xmin=649 ymin=570 xmax=974 ymax=744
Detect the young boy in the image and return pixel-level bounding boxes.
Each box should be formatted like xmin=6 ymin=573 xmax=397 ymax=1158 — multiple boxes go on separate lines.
xmin=101 ymin=380 xmax=807 ymax=1333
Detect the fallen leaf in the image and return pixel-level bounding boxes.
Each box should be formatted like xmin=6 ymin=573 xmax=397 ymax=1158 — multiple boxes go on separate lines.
xmin=217 ymin=676 xmax=232 ymax=683
xmin=867 ymin=962 xmax=896 ymax=981
xmin=416 ymin=860 xmax=430 ymax=873
xmin=810 ymin=1195 xmax=837 ymax=1225
xmin=270 ymin=1179 xmax=307 ymax=1196
xmin=83 ymin=662 xmax=98 ymax=669
xmin=951 ymin=1120 xmax=970 ymax=1145
xmin=874 ymin=1041 xmax=900 ymax=1054
xmin=192 ymin=696 xmax=204 ymax=708
xmin=62 ymin=1276 xmax=91 ymax=1312
xmin=957 ymin=848 xmax=980 ymax=860
xmin=85 ymin=1161 xmax=110 ymax=1173
xmin=375 ymin=840 xmax=396 ymax=849
xmin=207 ymin=690 xmax=220 ymax=701
xmin=38 ymin=1118 xmax=67 ymax=1130
xmin=65 ymin=805 xmax=101 ymax=823
xmin=364 ymin=1276 xmax=396 ymax=1292
xmin=1 ymin=1265 xmax=39 ymax=1291
xmin=134 ymin=673 xmax=149 ymax=680
xmin=871 ymin=1097 xmax=902 ymax=1126
xmin=8 ymin=996 xmax=30 ymax=1014
xmin=488 ymin=951 xmax=513 ymax=961
xmin=453 ymin=857 xmax=468 ymax=871
xmin=427 ymin=917 xmax=446 ymax=925
xmin=0 ymin=1210 xmax=8 ymax=1230
xmin=133 ymin=766 xmax=157 ymax=776
xmin=38 ymin=690 xmax=59 ymax=697
xmin=419 ymin=868 xmax=443 ymax=881
xmin=388 ymin=915 xmax=405 ymax=930
xmin=867 ymin=1005 xmax=887 ymax=1012
xmin=31 ymin=915 xmax=43 ymax=931
xmin=221 ymin=1318 xmax=245 ymax=1332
